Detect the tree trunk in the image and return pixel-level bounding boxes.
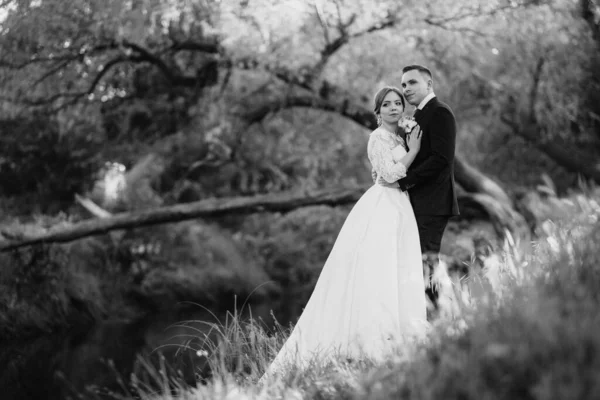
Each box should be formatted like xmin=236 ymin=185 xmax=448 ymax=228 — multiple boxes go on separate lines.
xmin=0 ymin=186 xmax=368 ymax=252
xmin=500 ymin=102 xmax=600 ymax=184
xmin=518 ymin=122 xmax=600 ymax=183
xmin=454 ymin=156 xmax=513 ymax=206
xmin=2 ymin=184 xmax=531 ymax=253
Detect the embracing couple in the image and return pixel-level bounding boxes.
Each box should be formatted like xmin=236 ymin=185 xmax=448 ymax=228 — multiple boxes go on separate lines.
xmin=263 ymin=65 xmax=460 ymax=376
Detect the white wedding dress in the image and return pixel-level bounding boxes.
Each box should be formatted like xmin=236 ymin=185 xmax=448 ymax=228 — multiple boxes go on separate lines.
xmin=263 ymin=127 xmax=427 ymax=376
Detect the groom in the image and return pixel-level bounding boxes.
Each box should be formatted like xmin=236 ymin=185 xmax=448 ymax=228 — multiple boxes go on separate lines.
xmin=398 ymin=65 xmax=460 ymax=312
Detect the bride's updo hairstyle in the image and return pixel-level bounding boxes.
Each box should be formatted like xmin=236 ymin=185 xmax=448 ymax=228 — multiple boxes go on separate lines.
xmin=373 ymin=86 xmax=405 ymax=117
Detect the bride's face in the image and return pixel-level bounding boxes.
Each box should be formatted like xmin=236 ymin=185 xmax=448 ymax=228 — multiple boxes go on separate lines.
xmin=379 ymin=91 xmax=404 ymax=124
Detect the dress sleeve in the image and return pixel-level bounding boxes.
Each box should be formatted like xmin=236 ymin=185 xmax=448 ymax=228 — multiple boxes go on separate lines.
xmin=368 ymin=131 xmax=407 ymax=183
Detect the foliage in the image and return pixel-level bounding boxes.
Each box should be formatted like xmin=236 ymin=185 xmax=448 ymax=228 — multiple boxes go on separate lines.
xmin=454 ymin=0 xmax=600 ymax=190
xmin=0 ymin=238 xmax=108 ymax=340
xmin=237 ymin=204 xmax=351 ymax=321
xmin=0 ymin=217 xmax=275 ymax=339
xmin=0 ymin=113 xmax=102 ymax=212
xmin=2 ymin=0 xmax=596 ymax=211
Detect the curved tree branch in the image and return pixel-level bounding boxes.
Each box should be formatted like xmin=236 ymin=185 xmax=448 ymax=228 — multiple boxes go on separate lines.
xmin=236 ymin=71 xmax=530 ymax=245
xmin=500 ymin=114 xmax=600 ymax=183
xmin=500 ymin=55 xmax=600 ymax=183
xmin=168 ymin=39 xmax=220 ymax=54
xmin=240 ymin=91 xmax=376 ymax=129
xmin=425 ymin=1 xmax=538 ymax=26
xmin=87 ymin=41 xmax=220 ymax=93
xmin=122 ymin=40 xmax=178 ymax=82
xmin=236 ymin=4 xmax=402 ymax=90
xmin=311 ymin=8 xmax=400 ymax=82
xmin=423 ymin=1 xmax=540 ymax=37
xmin=29 ymin=59 xmax=75 ymax=88
xmin=2 ymin=38 xmax=222 ymax=108
xmin=86 ymin=56 xmax=130 ymax=94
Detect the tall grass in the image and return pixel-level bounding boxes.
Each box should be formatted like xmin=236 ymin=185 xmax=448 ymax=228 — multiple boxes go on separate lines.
xmin=134 ymin=189 xmax=600 ymax=400
xmin=356 ymin=192 xmax=600 ymax=400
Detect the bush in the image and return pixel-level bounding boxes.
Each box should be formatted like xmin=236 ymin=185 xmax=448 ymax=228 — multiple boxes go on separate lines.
xmin=238 ymin=205 xmax=350 ymax=322
xmin=0 ymin=114 xmax=101 ymax=213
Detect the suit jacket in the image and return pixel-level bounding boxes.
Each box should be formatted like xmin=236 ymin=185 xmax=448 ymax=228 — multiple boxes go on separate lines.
xmin=398 ymin=97 xmax=460 ymax=216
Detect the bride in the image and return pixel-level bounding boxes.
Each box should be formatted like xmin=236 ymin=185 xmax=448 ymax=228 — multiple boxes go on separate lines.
xmin=263 ymin=86 xmax=428 ymax=377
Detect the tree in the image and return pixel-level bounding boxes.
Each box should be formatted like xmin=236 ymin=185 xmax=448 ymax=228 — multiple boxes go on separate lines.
xmin=464 ymin=0 xmax=600 ymax=185
xmin=1 ymin=0 xmax=566 ymax=245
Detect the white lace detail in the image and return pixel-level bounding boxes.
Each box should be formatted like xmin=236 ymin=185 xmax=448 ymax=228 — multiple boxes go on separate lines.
xmin=368 ymin=128 xmax=407 ymax=183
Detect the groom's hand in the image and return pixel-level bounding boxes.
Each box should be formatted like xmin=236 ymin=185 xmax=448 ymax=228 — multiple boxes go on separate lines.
xmin=377 ymin=178 xmax=398 ymax=188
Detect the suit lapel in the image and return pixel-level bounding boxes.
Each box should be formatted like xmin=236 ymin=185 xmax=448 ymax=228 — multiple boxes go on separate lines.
xmin=415 ymin=97 xmax=438 ymax=125
xmin=414 ymin=98 xmax=438 ymax=160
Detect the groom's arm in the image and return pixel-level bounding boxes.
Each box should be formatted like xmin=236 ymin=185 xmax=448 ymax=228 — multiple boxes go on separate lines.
xmin=398 ymin=106 xmax=456 ymax=191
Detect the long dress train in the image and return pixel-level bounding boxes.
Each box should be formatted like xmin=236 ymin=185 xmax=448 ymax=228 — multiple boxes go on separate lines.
xmin=263 ymin=127 xmax=427 ymax=376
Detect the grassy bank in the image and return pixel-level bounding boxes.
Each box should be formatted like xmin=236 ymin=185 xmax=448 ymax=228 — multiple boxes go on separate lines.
xmin=135 ymin=189 xmax=600 ymax=400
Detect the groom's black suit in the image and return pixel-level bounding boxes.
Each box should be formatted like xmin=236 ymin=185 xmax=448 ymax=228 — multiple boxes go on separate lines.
xmin=398 ymin=97 xmax=459 ymax=217
xmin=398 ymin=96 xmax=460 ymax=304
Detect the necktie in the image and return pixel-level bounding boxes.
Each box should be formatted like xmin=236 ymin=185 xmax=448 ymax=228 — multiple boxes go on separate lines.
xmin=413 ymin=108 xmax=421 ymax=119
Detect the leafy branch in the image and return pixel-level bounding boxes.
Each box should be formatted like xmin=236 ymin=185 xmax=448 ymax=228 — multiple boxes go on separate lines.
xmin=309 ymin=0 xmax=402 ymax=83
xmin=423 ymin=1 xmax=540 ymax=35
xmin=2 ymin=38 xmax=222 ymax=109
xmin=500 ymin=56 xmax=600 ymax=183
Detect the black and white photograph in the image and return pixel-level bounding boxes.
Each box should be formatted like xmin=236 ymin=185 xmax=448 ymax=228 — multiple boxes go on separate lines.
xmin=1 ymin=0 xmax=599 ymax=399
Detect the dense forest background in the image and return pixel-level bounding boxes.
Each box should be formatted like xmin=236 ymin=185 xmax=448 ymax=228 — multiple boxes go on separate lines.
xmin=0 ymin=0 xmax=599 ymax=398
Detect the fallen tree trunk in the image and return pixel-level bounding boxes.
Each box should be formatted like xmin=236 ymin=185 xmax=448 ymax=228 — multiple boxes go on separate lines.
xmin=0 ymin=185 xmax=368 ymax=252
xmin=1 ymin=183 xmax=529 ymax=252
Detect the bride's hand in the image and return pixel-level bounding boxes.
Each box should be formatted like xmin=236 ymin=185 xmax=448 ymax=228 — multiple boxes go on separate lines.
xmin=407 ymin=125 xmax=422 ymax=152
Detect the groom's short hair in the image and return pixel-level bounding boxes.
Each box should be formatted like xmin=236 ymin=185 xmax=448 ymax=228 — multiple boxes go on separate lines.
xmin=402 ymin=65 xmax=433 ymax=81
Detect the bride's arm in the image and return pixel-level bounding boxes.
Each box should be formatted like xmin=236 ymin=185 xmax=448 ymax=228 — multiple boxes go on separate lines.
xmin=392 ymin=144 xmax=419 ymax=169
xmin=391 ymin=145 xmax=407 ymax=163
xmin=368 ymin=132 xmax=420 ymax=183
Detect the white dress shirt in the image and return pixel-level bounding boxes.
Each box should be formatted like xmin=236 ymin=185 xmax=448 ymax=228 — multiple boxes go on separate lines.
xmin=417 ymin=92 xmax=436 ymax=110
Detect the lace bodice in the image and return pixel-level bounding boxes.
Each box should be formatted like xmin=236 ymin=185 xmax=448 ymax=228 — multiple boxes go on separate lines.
xmin=368 ymin=128 xmax=408 ymax=183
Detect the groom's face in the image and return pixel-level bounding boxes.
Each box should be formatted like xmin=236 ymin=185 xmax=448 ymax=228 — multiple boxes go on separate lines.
xmin=401 ymin=70 xmax=431 ymax=106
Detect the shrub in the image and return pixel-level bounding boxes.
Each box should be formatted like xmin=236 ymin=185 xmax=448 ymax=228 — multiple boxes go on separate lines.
xmin=0 ymin=114 xmax=101 ymax=213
